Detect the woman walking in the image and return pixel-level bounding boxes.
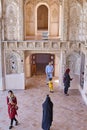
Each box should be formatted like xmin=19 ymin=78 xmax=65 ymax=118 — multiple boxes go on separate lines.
xmin=42 ymin=95 xmax=53 ymax=130
xmin=7 ymin=90 xmax=18 ymax=129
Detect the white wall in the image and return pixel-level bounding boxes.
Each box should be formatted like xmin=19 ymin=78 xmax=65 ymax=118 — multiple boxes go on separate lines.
xmin=6 ymin=73 xmax=25 ymax=90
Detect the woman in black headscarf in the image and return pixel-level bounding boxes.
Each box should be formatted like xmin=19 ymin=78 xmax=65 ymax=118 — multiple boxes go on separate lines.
xmin=63 ymin=68 xmax=73 ymax=96
xmin=42 ymin=95 xmax=53 ymax=130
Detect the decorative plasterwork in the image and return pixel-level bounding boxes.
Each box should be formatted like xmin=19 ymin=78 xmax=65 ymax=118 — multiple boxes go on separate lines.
xmin=4 ymin=0 xmax=23 ymax=40
xmin=77 ymin=0 xmax=83 ymax=6
xmin=24 ymin=0 xmax=61 ymax=5
xmin=66 ymin=52 xmax=81 ymax=74
xmin=6 ymin=50 xmax=24 ymax=74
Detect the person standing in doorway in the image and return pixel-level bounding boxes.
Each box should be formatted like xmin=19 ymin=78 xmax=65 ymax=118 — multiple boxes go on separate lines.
xmin=42 ymin=95 xmax=53 ymax=130
xmin=45 ymin=61 xmax=54 ymax=85
xmin=7 ymin=90 xmax=18 ymax=129
xmin=63 ymin=68 xmax=73 ymax=96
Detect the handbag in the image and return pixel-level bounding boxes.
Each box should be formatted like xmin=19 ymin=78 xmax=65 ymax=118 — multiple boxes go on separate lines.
xmin=15 ymin=105 xmax=18 ymax=110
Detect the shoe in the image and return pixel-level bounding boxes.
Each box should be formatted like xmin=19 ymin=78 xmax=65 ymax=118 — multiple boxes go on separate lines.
xmin=65 ymin=94 xmax=69 ymax=96
xmin=9 ymin=126 xmax=13 ymax=129
xmin=15 ymin=121 xmax=18 ymax=126
xmin=50 ymin=91 xmax=54 ymax=93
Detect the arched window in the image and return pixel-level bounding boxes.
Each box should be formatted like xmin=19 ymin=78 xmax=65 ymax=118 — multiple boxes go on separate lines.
xmin=37 ymin=5 xmax=48 ymax=30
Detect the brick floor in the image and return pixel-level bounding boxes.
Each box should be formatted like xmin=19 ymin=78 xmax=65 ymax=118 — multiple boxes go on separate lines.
xmin=0 ymin=75 xmax=87 ymax=130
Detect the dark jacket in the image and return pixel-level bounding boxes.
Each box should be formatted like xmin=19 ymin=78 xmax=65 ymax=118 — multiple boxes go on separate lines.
xmin=42 ymin=95 xmax=53 ymax=130
xmin=63 ymin=73 xmax=72 ymax=88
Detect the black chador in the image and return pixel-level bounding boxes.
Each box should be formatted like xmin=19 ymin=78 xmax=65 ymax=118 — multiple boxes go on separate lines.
xmin=42 ymin=95 xmax=53 ymax=130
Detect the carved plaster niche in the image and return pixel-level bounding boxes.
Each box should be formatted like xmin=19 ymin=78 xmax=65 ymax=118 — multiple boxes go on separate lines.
xmin=5 ymin=3 xmax=18 ymax=40
xmin=50 ymin=0 xmax=59 ymax=5
xmin=52 ymin=42 xmax=59 ymax=49
xmin=44 ymin=42 xmax=49 ymax=48
xmin=8 ymin=42 xmax=17 ymax=49
xmin=7 ymin=26 xmax=17 ymax=40
xmin=24 ymin=0 xmax=34 ymax=5
xmin=77 ymin=0 xmax=83 ymax=6
xmin=6 ymin=51 xmax=24 ymax=74
xmin=26 ymin=3 xmax=34 ymax=22
xmin=35 ymin=42 xmax=41 ymax=48
xmin=7 ymin=0 xmax=19 ymax=5
xmin=6 ymin=53 xmax=18 ymax=74
xmin=66 ymin=52 xmax=81 ymax=74
xmin=60 ymin=42 xmax=67 ymax=50
xmin=35 ymin=0 xmax=48 ymax=5
xmin=17 ymin=42 xmax=26 ymax=49
xmin=69 ymin=3 xmax=81 ymax=41
xmin=70 ymin=43 xmax=79 ymax=51
xmin=50 ymin=3 xmax=59 ymax=22
xmin=27 ymin=42 xmax=34 ymax=48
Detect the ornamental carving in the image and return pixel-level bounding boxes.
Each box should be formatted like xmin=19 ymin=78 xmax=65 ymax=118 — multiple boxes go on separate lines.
xmin=50 ymin=3 xmax=59 ymax=22
xmin=52 ymin=42 xmax=59 ymax=49
xmin=26 ymin=3 xmax=34 ymax=22
xmin=4 ymin=0 xmax=23 ymax=41
xmin=44 ymin=42 xmax=49 ymax=48
xmin=27 ymin=42 xmax=34 ymax=48
xmin=5 ymin=3 xmax=18 ymax=40
xmin=66 ymin=52 xmax=81 ymax=74
xmin=6 ymin=51 xmax=24 ymax=74
xmin=69 ymin=3 xmax=81 ymax=41
xmin=35 ymin=42 xmax=41 ymax=48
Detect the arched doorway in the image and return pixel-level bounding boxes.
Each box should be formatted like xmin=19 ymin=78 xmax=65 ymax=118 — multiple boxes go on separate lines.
xmin=37 ymin=5 xmax=48 ymax=30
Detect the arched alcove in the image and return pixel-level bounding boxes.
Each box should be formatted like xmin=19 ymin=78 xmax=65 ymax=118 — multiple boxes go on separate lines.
xmin=66 ymin=51 xmax=81 ymax=75
xmin=37 ymin=5 xmax=48 ymax=30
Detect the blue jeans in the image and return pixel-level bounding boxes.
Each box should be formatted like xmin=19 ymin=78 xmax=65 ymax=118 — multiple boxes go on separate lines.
xmin=46 ymin=73 xmax=52 ymax=83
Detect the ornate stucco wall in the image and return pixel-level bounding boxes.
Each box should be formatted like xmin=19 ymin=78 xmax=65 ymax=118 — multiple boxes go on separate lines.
xmin=4 ymin=0 xmax=23 ymax=40
xmin=1 ymin=0 xmax=87 ymax=93
xmin=5 ymin=50 xmax=24 ymax=74
xmin=24 ymin=0 xmax=60 ymax=38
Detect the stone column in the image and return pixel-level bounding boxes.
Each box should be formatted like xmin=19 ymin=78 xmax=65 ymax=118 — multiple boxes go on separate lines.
xmin=59 ymin=50 xmax=66 ymax=88
xmin=0 ymin=1 xmax=2 ymax=90
xmin=0 ymin=0 xmax=6 ymax=90
xmin=54 ymin=53 xmax=59 ymax=77
xmin=25 ymin=54 xmax=31 ymax=78
xmin=59 ymin=1 xmax=64 ymax=40
xmin=18 ymin=0 xmax=24 ymax=40
xmin=0 ymin=42 xmax=3 ymax=90
xmin=62 ymin=0 xmax=69 ymax=41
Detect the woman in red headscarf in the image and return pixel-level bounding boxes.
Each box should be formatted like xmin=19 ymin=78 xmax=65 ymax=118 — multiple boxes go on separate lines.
xmin=7 ymin=90 xmax=18 ymax=129
xmin=63 ymin=68 xmax=73 ymax=96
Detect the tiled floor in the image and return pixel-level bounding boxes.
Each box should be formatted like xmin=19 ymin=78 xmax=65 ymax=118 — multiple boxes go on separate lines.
xmin=0 ymin=75 xmax=87 ymax=130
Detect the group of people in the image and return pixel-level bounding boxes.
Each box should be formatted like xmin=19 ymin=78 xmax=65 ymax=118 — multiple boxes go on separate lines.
xmin=45 ymin=61 xmax=73 ymax=96
xmin=7 ymin=61 xmax=73 ymax=130
xmin=7 ymin=90 xmax=53 ymax=130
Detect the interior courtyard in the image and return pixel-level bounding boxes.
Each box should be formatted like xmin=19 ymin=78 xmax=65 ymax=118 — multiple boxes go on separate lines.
xmin=0 ymin=0 xmax=87 ymax=130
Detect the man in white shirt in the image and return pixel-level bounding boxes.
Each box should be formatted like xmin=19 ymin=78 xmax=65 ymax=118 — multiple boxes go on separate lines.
xmin=45 ymin=62 xmax=54 ymax=84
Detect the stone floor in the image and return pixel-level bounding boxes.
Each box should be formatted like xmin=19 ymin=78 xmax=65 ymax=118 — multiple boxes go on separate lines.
xmin=0 ymin=75 xmax=87 ymax=130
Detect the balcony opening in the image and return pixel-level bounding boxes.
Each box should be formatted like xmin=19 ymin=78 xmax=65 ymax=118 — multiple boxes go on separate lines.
xmin=37 ymin=5 xmax=48 ymax=30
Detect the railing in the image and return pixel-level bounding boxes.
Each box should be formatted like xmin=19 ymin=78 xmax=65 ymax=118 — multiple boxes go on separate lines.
xmin=1 ymin=40 xmax=82 ymax=51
